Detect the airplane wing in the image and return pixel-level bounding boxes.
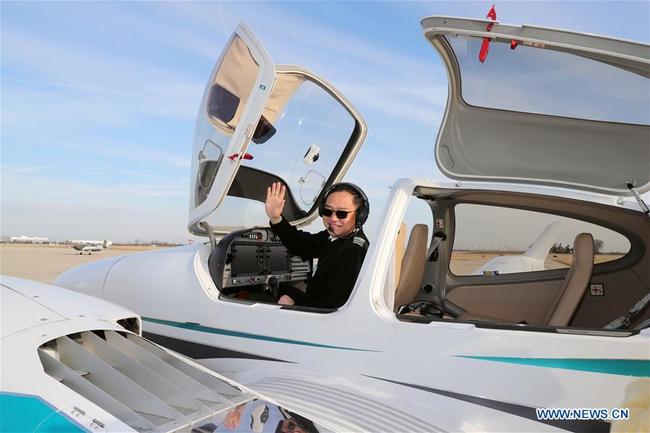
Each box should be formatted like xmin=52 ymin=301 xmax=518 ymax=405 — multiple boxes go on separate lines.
xmin=0 ymin=277 xmax=331 ymax=433
xmin=224 ymin=368 xmax=447 ymax=433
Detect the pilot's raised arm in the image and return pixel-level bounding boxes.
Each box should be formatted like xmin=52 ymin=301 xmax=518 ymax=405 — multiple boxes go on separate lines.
xmin=265 ymin=182 xmax=370 ymax=308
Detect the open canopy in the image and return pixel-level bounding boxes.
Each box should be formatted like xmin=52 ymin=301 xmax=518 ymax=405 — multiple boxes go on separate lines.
xmin=188 ymin=24 xmax=367 ymax=236
xmin=422 ymin=16 xmax=650 ymax=196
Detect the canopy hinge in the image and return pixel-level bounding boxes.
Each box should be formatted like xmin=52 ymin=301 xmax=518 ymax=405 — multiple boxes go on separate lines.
xmin=199 ymin=221 xmax=217 ymax=249
xmin=626 ymin=180 xmax=649 ymax=216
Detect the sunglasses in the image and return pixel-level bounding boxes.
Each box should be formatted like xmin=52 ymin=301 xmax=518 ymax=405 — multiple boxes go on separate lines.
xmin=322 ymin=208 xmax=356 ymax=219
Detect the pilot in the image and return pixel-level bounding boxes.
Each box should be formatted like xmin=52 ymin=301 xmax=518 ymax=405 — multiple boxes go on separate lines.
xmin=265 ymin=181 xmax=370 ymax=309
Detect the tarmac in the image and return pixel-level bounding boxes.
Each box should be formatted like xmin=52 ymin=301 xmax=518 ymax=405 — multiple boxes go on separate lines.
xmin=0 ymin=244 xmax=160 ymax=284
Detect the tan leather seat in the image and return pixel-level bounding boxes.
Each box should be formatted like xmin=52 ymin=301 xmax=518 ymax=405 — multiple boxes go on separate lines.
xmin=543 ymin=232 xmax=594 ymax=326
xmin=393 ymin=224 xmax=428 ymax=312
xmin=458 ymin=232 xmax=594 ymax=327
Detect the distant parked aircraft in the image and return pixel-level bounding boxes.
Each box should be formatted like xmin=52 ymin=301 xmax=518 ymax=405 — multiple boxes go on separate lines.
xmin=70 ymin=239 xmax=113 ymax=248
xmin=72 ymin=244 xmax=103 ymax=255
xmin=72 ymin=240 xmax=111 ymax=254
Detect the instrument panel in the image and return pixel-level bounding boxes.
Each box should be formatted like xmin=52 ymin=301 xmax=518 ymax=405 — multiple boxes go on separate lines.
xmin=208 ymin=228 xmax=311 ymax=292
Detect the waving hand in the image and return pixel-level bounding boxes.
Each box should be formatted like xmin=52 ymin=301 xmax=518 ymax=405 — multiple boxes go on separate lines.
xmin=265 ymin=182 xmax=286 ymax=223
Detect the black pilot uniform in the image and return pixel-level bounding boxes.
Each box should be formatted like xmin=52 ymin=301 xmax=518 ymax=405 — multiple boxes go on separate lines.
xmin=270 ymin=217 xmax=369 ymax=309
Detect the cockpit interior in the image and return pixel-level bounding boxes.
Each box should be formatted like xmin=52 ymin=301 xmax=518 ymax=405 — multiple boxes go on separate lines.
xmin=208 ymin=228 xmax=312 ymax=303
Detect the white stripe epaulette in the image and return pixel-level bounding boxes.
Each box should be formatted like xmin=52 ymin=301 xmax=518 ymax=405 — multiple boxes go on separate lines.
xmin=352 ymin=237 xmax=366 ymax=248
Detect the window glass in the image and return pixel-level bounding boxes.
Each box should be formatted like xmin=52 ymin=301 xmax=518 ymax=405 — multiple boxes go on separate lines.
xmin=397 ymin=196 xmax=433 ymax=264
xmin=448 ymin=36 xmax=650 ymax=125
xmin=403 ymin=196 xmax=434 ymax=243
xmin=450 ymin=204 xmax=630 ymax=276
xmin=211 ymin=35 xmax=260 ymax=130
xmin=195 ymin=35 xmax=260 ymax=207
xmin=208 ymin=79 xmax=355 ymax=227
xmin=386 ymin=196 xmax=433 ymax=309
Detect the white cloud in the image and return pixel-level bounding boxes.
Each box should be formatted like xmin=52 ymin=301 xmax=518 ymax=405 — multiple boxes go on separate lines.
xmin=1 ymin=165 xmax=48 ymax=175
xmin=131 ymin=2 xmax=448 ymax=127
xmin=2 ymin=24 xmax=206 ymax=132
xmin=2 ymin=77 xmax=202 ymax=133
xmin=143 ymin=1 xmax=237 ymax=43
xmin=3 ymin=173 xmax=187 ymax=204
xmin=2 ymin=27 xmax=179 ymax=87
xmin=2 ymin=126 xmax=190 ymax=170
xmin=62 ymin=138 xmax=191 ymax=170
xmin=342 ymin=80 xmax=446 ymax=126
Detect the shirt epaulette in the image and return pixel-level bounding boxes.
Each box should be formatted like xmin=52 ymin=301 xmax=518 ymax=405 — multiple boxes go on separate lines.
xmin=352 ymin=236 xmax=366 ymax=248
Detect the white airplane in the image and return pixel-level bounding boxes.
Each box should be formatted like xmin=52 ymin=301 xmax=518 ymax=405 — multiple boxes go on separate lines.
xmin=55 ymin=16 xmax=650 ymax=432
xmin=0 ymin=275 xmax=328 ymax=433
xmin=472 ymin=221 xmax=564 ymax=275
xmin=72 ymin=240 xmax=112 ymax=254
xmin=73 ymin=244 xmax=104 ymax=255
xmin=70 ymin=240 xmax=113 ymax=246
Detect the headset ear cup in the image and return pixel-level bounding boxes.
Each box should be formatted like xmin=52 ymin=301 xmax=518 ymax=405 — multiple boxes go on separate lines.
xmin=356 ymin=200 xmax=369 ymax=228
xmin=346 ymin=183 xmax=368 ymax=228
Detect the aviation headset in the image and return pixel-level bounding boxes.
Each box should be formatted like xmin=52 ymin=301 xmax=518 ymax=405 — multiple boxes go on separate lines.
xmin=318 ymin=182 xmax=369 ymax=229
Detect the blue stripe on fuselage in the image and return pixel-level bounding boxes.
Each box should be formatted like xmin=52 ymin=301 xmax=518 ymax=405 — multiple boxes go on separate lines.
xmin=456 ymin=355 xmax=650 ymax=377
xmin=142 ymin=317 xmax=379 ymax=352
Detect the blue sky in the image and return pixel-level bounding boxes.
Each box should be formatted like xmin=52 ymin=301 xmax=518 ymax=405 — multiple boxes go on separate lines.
xmin=2 ymin=1 xmax=649 ymax=243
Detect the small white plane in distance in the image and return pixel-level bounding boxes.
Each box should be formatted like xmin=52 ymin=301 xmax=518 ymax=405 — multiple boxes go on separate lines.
xmin=0 ymin=275 xmax=329 ymax=433
xmin=56 ymin=14 xmax=650 ymax=433
xmin=73 ymin=244 xmax=103 ymax=254
xmin=72 ymin=239 xmax=112 ymax=255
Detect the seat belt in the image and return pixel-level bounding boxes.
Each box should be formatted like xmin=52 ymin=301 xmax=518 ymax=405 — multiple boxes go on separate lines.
xmin=426 ymin=231 xmax=447 ymax=262
xmin=605 ymin=293 xmax=650 ymax=329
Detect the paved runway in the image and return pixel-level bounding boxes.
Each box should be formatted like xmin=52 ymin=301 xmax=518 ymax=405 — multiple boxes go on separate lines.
xmin=0 ymin=244 xmax=160 ymax=283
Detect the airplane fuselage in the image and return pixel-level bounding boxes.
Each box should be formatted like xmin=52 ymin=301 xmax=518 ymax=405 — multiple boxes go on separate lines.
xmin=55 ymin=179 xmax=650 ymax=433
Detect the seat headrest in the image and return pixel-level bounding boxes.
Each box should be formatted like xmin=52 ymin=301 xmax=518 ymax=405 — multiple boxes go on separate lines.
xmin=393 ymin=224 xmax=429 ymax=312
xmin=572 ymin=233 xmax=594 ymax=264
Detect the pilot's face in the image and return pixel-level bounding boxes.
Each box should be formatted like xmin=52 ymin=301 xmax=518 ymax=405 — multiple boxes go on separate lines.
xmin=322 ymin=191 xmax=357 ymax=238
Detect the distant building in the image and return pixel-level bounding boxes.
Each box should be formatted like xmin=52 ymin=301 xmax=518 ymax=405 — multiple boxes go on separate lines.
xmin=9 ymin=235 xmax=48 ymax=244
